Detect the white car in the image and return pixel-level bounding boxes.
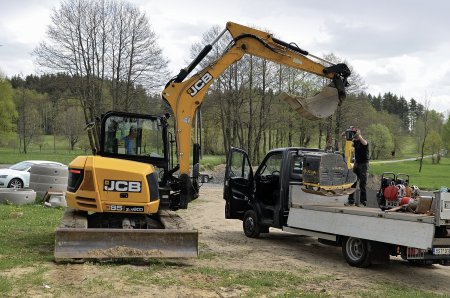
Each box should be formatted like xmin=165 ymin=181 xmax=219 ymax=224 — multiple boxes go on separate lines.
xmin=0 ymin=160 xmax=66 ymax=188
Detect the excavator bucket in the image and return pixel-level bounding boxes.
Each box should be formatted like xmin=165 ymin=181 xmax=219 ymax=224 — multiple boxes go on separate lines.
xmin=54 ymin=209 xmax=198 ymax=261
xmin=279 ymin=86 xmax=340 ymax=120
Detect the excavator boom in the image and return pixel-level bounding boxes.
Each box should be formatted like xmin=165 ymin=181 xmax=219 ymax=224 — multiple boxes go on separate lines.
xmin=162 ymin=21 xmax=352 ymax=207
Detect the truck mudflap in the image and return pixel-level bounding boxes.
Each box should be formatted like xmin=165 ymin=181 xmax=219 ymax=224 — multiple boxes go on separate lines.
xmin=54 ymin=209 xmax=198 ymax=261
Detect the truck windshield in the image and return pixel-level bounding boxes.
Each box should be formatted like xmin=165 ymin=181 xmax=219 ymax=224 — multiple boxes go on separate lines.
xmin=261 ymin=153 xmax=282 ymax=175
xmin=103 ymin=115 xmax=164 ymax=158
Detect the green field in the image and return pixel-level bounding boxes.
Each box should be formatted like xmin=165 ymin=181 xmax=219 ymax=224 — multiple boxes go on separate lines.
xmin=370 ymin=157 xmax=450 ymax=190
xmin=0 ymin=135 xmax=88 ymax=165
xmin=0 ymin=148 xmax=84 ymax=165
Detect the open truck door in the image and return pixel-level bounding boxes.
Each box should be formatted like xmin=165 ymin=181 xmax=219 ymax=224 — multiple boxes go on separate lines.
xmin=224 ymin=147 xmax=253 ymax=219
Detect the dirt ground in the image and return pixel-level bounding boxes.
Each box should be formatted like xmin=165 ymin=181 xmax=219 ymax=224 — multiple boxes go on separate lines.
xmin=4 ymin=184 xmax=450 ymax=297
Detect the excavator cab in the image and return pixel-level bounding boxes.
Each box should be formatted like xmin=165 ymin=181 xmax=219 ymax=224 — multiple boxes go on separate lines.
xmin=99 ymin=111 xmax=170 ymax=173
xmin=65 ymin=111 xmax=184 ymax=216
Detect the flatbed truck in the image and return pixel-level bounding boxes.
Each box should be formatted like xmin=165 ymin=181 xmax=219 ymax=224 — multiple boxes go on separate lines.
xmin=224 ymin=147 xmax=450 ymax=267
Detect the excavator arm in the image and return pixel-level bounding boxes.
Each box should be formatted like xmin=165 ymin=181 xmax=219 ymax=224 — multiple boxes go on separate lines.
xmin=162 ymin=22 xmax=352 ymax=207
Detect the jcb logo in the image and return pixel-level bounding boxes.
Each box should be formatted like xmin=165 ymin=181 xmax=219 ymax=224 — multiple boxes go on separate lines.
xmin=187 ymin=72 xmax=213 ymax=97
xmin=104 ymin=180 xmax=141 ymax=193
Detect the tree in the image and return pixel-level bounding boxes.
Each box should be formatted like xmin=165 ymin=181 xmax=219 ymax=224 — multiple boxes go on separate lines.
xmin=425 ymin=131 xmax=443 ymax=164
xmin=13 ymin=88 xmax=46 ymax=154
xmin=367 ymin=124 xmax=394 ymax=160
xmin=55 ymin=101 xmax=86 ymax=150
xmin=418 ymin=100 xmax=431 ymax=172
xmin=0 ymin=75 xmax=17 ymax=135
xmin=34 ymin=0 xmax=169 ymax=150
xmin=442 ymin=115 xmax=450 ymax=154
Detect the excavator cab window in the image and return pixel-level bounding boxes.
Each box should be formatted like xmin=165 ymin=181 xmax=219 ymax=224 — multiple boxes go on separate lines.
xmin=99 ymin=111 xmax=170 ymax=180
xmin=103 ymin=116 xmax=164 ymax=157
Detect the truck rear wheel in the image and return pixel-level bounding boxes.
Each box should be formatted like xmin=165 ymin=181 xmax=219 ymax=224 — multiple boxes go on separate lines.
xmin=342 ymin=237 xmax=372 ymax=267
xmin=243 ymin=210 xmax=260 ymax=238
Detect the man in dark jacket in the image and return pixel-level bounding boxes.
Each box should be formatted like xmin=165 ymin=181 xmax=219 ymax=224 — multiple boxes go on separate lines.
xmin=345 ymin=129 xmax=369 ymax=207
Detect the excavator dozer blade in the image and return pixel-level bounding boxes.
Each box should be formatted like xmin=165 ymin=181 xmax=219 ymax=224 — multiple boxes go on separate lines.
xmin=301 ymin=152 xmax=357 ymax=197
xmin=279 ymin=86 xmax=340 ymax=120
xmin=54 ymin=209 xmax=198 ymax=261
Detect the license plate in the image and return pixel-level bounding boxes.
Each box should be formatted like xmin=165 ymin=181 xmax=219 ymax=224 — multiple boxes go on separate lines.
xmin=433 ymin=247 xmax=450 ymax=255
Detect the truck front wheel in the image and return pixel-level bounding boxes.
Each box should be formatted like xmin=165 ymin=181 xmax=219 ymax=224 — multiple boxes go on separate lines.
xmin=342 ymin=237 xmax=372 ymax=267
xmin=243 ymin=210 xmax=261 ymax=238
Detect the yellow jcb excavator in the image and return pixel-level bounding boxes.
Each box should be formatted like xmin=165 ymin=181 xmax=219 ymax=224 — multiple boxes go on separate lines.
xmin=54 ymin=22 xmax=354 ymax=261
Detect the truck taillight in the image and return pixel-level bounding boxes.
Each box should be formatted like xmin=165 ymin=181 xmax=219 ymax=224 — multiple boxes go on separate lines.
xmin=146 ymin=172 xmax=159 ymax=202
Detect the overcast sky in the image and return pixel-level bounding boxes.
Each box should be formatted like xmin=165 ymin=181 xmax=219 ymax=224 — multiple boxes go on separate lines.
xmin=1 ymin=0 xmax=449 ymax=114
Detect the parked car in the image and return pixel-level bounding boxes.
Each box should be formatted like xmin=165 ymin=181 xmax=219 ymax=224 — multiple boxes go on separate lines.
xmin=199 ymin=172 xmax=213 ymax=183
xmin=0 ymin=160 xmax=66 ymax=188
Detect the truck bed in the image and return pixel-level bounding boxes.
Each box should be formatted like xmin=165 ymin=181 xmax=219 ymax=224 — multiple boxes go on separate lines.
xmin=291 ymin=203 xmax=435 ymax=224
xmin=286 ymin=185 xmax=447 ymax=249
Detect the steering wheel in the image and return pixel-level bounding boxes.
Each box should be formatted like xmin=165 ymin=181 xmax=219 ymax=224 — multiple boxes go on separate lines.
xmin=271 ymin=170 xmax=280 ymax=176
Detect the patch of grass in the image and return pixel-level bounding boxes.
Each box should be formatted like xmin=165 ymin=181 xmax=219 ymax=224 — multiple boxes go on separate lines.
xmin=10 ymin=266 xmax=50 ymax=296
xmin=275 ymin=291 xmax=330 ymax=298
xmin=198 ymin=250 xmax=217 ymax=260
xmin=120 ymin=265 xmax=328 ymax=296
xmin=198 ymin=242 xmax=217 ymax=260
xmin=369 ymin=157 xmax=450 ymax=190
xmin=123 ymin=266 xmax=179 ymax=287
xmin=395 ymin=135 xmax=420 ymax=158
xmin=183 ymin=266 xmax=328 ymax=296
xmin=84 ymin=277 xmax=115 ymax=292
xmin=0 ymin=267 xmax=49 ymax=297
xmin=20 ymin=266 xmax=48 ymax=287
xmin=199 ymin=155 xmax=226 ymax=170
xmin=361 ymin=281 xmax=445 ymax=298
xmin=0 ymin=276 xmax=12 ymax=295
xmin=0 ymin=204 xmax=64 ymax=270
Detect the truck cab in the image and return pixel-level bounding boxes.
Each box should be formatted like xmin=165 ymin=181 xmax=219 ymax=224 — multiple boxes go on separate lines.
xmin=224 ymin=147 xmax=319 ymax=235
